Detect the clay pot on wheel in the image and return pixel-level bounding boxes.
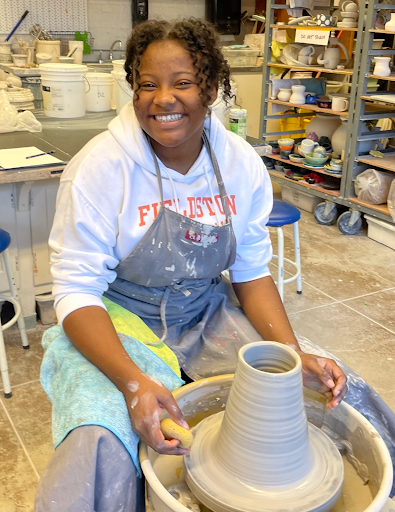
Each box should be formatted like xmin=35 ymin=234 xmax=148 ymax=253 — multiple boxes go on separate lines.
xmin=185 ymin=342 xmax=344 ymax=512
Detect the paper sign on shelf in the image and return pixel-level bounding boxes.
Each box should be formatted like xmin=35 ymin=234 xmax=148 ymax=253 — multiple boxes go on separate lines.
xmin=295 ymin=29 xmax=330 ymax=46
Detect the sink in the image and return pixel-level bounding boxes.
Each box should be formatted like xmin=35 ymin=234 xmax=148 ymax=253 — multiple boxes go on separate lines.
xmin=86 ymin=62 xmax=113 ymax=73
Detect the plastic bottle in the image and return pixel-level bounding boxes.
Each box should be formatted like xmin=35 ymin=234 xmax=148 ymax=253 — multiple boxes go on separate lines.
xmin=229 ymin=108 xmax=247 ymax=139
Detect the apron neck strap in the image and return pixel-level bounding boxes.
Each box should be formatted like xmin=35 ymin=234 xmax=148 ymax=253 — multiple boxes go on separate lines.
xmin=201 ymin=130 xmax=231 ymax=223
xmin=146 ymin=135 xmax=165 ymax=204
xmin=146 ymin=131 xmax=232 ymax=223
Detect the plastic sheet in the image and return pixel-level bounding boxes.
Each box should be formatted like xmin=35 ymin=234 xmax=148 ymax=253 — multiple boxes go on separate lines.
xmin=0 ymin=90 xmax=42 ymax=133
xmin=388 ymin=179 xmax=395 ymax=222
xmin=354 ymin=168 xmax=395 ymax=205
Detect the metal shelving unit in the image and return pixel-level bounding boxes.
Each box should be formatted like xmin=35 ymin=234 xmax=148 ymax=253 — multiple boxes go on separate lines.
xmin=344 ymin=1 xmax=395 ymax=229
xmin=250 ymin=0 xmax=369 ymax=230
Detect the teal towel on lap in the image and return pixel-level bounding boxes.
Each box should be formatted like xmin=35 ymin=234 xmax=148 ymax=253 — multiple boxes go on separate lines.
xmin=40 ymin=325 xmax=184 ymax=476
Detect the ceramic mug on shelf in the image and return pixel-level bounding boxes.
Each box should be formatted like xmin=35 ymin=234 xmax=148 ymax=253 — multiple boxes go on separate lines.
xmin=300 ymin=139 xmax=318 ymax=155
xmin=316 ymin=14 xmax=334 ymax=26
xmin=331 ymin=96 xmax=349 ymax=111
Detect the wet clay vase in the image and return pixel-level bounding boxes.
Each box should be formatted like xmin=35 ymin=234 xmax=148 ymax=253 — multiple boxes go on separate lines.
xmin=373 ymin=57 xmax=391 ymax=77
xmin=185 ymin=342 xmax=344 ymax=512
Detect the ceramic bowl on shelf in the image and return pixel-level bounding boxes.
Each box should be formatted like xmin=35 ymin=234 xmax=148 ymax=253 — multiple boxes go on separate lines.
xmin=304 ymin=154 xmax=328 ymax=166
xmin=278 ymin=138 xmax=294 ymax=151
xmin=341 ymin=11 xmax=359 ymax=20
xmin=372 ymin=39 xmax=385 ymax=49
xmin=337 ymin=21 xmax=358 ymax=27
xmin=289 ymin=154 xmax=304 ymax=163
xmin=274 ymin=164 xmax=284 ymax=172
xmin=316 ymin=97 xmax=332 ymax=109
xmin=280 ymin=149 xmax=292 ymax=159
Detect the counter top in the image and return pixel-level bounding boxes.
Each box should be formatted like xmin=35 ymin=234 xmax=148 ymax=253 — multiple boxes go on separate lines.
xmin=0 ymin=110 xmax=116 ymax=184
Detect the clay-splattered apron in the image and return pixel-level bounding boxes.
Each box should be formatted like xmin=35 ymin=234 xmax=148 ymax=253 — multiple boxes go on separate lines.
xmin=104 ymin=130 xmax=263 ymax=380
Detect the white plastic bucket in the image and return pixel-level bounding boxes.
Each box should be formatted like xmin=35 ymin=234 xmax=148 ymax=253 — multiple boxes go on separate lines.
xmin=39 ymin=63 xmax=88 ymax=118
xmin=111 ymin=69 xmax=133 ymax=114
xmin=85 ymin=72 xmax=113 ymax=112
xmin=36 ymin=40 xmax=60 ymax=63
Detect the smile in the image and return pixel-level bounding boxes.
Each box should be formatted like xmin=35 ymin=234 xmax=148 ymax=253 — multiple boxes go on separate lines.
xmin=153 ymin=114 xmax=184 ymax=123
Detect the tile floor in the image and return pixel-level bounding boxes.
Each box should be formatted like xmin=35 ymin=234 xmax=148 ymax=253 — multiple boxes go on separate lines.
xmin=1 ymin=205 xmax=395 ymax=511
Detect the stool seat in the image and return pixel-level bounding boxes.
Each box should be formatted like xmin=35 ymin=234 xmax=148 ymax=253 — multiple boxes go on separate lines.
xmin=267 ymin=201 xmax=301 ymax=227
xmin=0 ymin=229 xmax=11 ymax=253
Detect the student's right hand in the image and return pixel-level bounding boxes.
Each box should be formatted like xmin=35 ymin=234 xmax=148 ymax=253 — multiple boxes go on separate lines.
xmin=122 ymin=370 xmax=190 ymax=455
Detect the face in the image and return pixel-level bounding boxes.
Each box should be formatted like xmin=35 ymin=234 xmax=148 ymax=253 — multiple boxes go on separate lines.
xmin=133 ymin=40 xmax=218 ymax=150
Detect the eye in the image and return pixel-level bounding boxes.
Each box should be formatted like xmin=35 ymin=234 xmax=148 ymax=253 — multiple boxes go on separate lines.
xmin=176 ymin=81 xmax=193 ymax=87
xmin=140 ymin=83 xmax=156 ymax=89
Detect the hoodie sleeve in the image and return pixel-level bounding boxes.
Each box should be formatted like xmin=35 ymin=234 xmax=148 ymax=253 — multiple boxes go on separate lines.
xmin=49 ymin=176 xmax=120 ymax=325
xmin=229 ymin=151 xmax=273 ymax=283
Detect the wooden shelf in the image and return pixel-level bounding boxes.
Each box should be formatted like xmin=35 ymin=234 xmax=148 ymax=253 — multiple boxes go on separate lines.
xmin=356 ymin=153 xmax=395 ymax=172
xmin=369 ymin=29 xmax=395 ymax=35
xmin=270 ymin=24 xmax=359 ymax=32
xmin=367 ymin=74 xmax=395 ymax=82
xmin=267 ymin=99 xmax=350 ymax=116
xmin=269 ymin=169 xmax=340 ymax=196
xmin=267 ymin=154 xmax=342 ymax=178
xmin=361 ymin=95 xmax=395 ymax=105
xmin=347 ymin=197 xmax=391 ymax=216
xmin=267 ymin=63 xmax=353 ymax=75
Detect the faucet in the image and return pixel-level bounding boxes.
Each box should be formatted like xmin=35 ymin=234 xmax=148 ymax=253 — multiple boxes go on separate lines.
xmin=109 ymin=40 xmax=122 ymax=61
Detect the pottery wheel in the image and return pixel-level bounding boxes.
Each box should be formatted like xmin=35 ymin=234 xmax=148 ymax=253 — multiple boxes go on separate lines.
xmin=184 ymin=411 xmax=344 ymax=512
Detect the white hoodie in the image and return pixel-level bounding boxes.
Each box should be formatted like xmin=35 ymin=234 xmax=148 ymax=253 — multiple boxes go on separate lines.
xmin=50 ymin=103 xmax=273 ymax=324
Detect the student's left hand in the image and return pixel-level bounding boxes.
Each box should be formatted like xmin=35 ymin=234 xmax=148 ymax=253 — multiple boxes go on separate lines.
xmin=297 ymin=352 xmax=348 ymax=409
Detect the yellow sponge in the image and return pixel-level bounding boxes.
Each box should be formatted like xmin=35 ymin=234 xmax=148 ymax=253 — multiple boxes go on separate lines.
xmin=160 ymin=418 xmax=193 ymax=449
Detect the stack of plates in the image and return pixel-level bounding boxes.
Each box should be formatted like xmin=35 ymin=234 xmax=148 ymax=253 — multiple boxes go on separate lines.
xmin=6 ymin=88 xmax=35 ymax=110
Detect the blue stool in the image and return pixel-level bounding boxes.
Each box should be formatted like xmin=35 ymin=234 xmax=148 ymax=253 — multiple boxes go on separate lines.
xmin=0 ymin=228 xmax=29 ymax=398
xmin=267 ymin=201 xmax=302 ymax=301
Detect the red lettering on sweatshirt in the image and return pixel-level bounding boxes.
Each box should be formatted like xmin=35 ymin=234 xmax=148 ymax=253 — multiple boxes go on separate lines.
xmin=226 ymin=195 xmax=237 ymax=215
xmin=202 ymin=197 xmax=215 ymax=216
xmin=138 ymin=205 xmax=150 ymax=226
xmin=196 ymin=197 xmax=203 ymax=218
xmin=187 ymin=197 xmax=196 ymax=218
xmin=137 ymin=196 xmax=237 ymax=227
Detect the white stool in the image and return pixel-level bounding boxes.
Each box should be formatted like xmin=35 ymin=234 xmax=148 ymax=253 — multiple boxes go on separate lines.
xmin=268 ymin=201 xmax=302 ymax=301
xmin=0 ymin=228 xmax=29 ymax=398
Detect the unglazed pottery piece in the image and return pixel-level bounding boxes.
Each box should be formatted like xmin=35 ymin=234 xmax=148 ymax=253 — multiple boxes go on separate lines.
xmin=184 ymin=342 xmax=344 ymax=512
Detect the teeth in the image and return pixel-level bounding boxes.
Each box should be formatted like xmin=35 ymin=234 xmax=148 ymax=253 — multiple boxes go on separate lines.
xmin=154 ymin=114 xmax=183 ymax=122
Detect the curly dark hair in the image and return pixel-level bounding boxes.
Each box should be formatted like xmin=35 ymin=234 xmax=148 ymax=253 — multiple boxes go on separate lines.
xmin=124 ymin=18 xmax=232 ymax=107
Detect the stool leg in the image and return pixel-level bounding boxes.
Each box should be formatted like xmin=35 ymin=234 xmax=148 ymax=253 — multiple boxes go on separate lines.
xmin=2 ymin=249 xmax=29 ymax=349
xmin=276 ymin=227 xmax=284 ymax=302
xmin=0 ymin=326 xmax=12 ymax=398
xmin=293 ymin=222 xmax=302 ymax=295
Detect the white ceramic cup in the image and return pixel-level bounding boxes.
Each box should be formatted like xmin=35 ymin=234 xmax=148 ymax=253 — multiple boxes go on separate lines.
xmin=301 ymin=139 xmax=316 ymax=155
xmin=332 ymin=96 xmax=349 ymax=111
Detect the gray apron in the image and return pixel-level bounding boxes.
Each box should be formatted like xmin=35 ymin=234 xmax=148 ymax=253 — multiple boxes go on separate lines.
xmin=104 ymin=130 xmax=264 ymax=380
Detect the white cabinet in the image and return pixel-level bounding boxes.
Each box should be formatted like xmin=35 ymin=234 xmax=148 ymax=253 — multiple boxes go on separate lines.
xmin=30 ymin=180 xmax=59 ymax=286
xmin=0 ymin=183 xmax=20 ymax=293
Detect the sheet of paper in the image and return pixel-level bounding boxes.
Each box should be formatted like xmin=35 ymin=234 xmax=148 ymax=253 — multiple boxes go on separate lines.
xmin=0 ymin=147 xmax=64 ymax=170
xmin=295 ymin=28 xmax=330 ymax=46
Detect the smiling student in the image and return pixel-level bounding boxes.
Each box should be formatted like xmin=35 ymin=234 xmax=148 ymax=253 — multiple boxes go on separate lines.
xmin=35 ymin=19 xmax=347 ymax=512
